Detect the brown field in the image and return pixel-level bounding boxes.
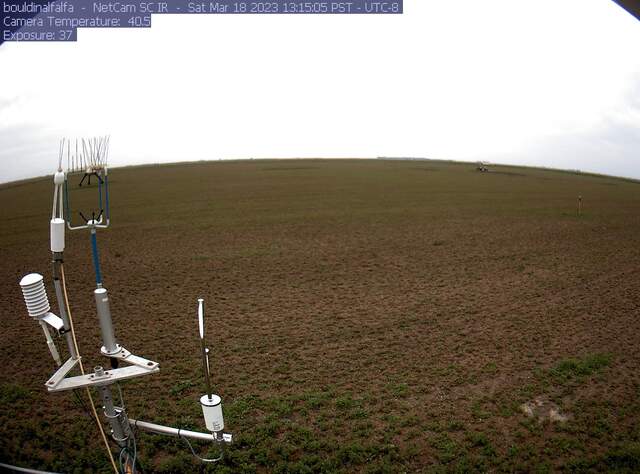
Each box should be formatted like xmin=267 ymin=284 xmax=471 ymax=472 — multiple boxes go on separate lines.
xmin=1 ymin=158 xmax=640 ymax=473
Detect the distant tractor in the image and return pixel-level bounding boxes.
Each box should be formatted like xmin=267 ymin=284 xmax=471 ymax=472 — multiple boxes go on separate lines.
xmin=476 ymin=162 xmax=490 ymax=172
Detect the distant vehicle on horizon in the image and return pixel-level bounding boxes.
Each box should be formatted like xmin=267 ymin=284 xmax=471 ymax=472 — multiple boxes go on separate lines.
xmin=476 ymin=161 xmax=490 ymax=172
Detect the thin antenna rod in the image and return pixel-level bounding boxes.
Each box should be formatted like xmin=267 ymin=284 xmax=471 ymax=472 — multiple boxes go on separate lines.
xmin=198 ymin=298 xmax=213 ymax=401
xmin=58 ymin=138 xmax=64 ymax=172
xmin=82 ymin=139 xmax=88 ymax=171
xmin=58 ymin=139 xmax=62 ymax=172
xmin=105 ymin=135 xmax=110 ymax=165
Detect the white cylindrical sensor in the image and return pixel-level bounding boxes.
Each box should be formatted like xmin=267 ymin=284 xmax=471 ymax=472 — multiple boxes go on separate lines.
xmin=200 ymin=394 xmax=224 ymax=432
xmin=19 ymin=273 xmax=51 ymax=318
xmin=50 ymin=218 xmax=65 ymax=253
xmin=94 ymin=288 xmax=119 ymax=354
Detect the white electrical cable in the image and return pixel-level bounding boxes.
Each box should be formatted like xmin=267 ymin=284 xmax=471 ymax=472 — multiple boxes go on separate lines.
xmin=182 ymin=436 xmax=224 ymax=463
xmin=60 ymin=264 xmax=120 ymax=474
xmin=0 ymin=461 xmax=61 ymax=474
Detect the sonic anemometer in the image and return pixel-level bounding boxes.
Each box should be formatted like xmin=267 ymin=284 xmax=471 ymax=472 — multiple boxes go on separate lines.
xmin=18 ymin=137 xmax=232 ymax=473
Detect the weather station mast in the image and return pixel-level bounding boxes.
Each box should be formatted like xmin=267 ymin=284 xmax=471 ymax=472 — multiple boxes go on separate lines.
xmin=17 ymin=138 xmax=232 ymax=473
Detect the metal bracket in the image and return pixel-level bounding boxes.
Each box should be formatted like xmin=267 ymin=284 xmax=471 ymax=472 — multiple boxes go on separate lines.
xmin=45 ymin=357 xmax=80 ymax=389
xmin=41 ymin=312 xmax=64 ymax=331
xmin=47 ymin=364 xmax=159 ymax=392
xmin=101 ymin=346 xmax=159 ymax=370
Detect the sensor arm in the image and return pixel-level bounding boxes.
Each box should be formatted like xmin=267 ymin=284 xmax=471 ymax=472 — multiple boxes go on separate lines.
xmin=40 ymin=320 xmax=62 ymax=366
xmin=128 ymin=418 xmax=232 ymax=444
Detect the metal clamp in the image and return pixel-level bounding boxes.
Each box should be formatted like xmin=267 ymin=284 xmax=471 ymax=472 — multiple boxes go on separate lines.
xmin=101 ymin=346 xmax=159 ymax=370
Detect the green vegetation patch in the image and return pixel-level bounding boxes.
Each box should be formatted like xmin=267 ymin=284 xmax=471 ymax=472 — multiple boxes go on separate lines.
xmin=0 ymin=383 xmax=31 ymax=404
xmin=549 ymin=353 xmax=612 ymax=384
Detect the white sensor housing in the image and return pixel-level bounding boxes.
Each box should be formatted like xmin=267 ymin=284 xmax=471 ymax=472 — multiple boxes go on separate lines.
xmin=19 ymin=273 xmax=51 ymax=318
xmin=200 ymin=394 xmax=224 ymax=432
xmin=50 ymin=218 xmax=65 ymax=252
xmin=19 ymin=273 xmax=64 ymax=330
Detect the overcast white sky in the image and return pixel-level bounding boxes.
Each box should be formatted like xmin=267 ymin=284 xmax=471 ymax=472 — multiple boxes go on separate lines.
xmin=0 ymin=0 xmax=639 ymax=184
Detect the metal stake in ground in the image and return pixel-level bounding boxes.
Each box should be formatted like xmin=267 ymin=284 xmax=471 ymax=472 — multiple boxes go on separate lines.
xmin=578 ymin=195 xmax=582 ymax=217
xmin=197 ymin=298 xmax=227 ymax=439
xmin=198 ymin=298 xmax=212 ymax=400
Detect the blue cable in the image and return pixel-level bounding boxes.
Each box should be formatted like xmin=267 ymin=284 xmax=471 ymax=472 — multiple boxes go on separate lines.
xmin=91 ymin=230 xmax=102 ymax=286
xmin=64 ymin=179 xmax=70 ymax=224
xmin=98 ymin=176 xmax=103 ymax=212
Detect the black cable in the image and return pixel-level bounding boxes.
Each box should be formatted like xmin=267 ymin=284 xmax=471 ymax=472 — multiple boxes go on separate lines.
xmin=130 ymin=426 xmax=144 ymax=473
xmin=71 ymin=389 xmax=93 ymax=422
xmin=118 ymin=447 xmax=126 ymax=474
xmin=50 ymin=336 xmax=93 ymax=422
